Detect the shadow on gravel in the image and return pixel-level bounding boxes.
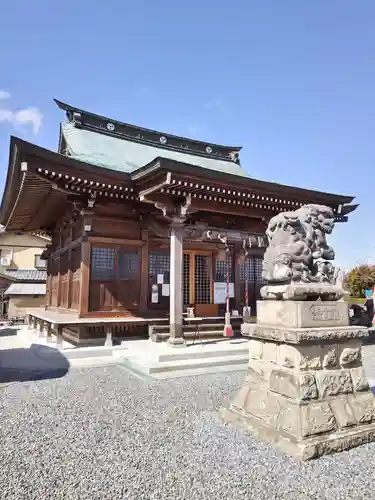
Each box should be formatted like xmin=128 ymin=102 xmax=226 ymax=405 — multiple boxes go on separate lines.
xmin=0 ymin=327 xmax=18 ymax=338
xmin=0 ymin=343 xmax=70 ymax=383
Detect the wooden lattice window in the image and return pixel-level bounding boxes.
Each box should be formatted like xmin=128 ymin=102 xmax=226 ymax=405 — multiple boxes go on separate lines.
xmin=149 ymin=252 xmax=170 ymax=279
xmin=214 ymin=253 xmax=233 ymax=282
xmin=91 ymin=247 xmax=115 ymax=280
xmin=183 ymin=254 xmax=190 ymax=305
xmin=118 ymin=250 xmax=140 ymax=280
xmin=240 ymin=257 xmax=266 ymax=284
xmin=194 ymin=254 xmax=211 ymax=304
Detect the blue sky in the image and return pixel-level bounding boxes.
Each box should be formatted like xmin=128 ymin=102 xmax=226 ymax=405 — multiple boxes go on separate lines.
xmin=0 ymin=0 xmax=373 ymax=269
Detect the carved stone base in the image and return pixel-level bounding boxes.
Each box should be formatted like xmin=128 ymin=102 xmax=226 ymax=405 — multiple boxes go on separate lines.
xmin=260 ymin=283 xmax=344 ymax=301
xmin=257 ymin=300 xmax=349 ymax=328
xmin=224 ymin=321 xmax=375 ymax=459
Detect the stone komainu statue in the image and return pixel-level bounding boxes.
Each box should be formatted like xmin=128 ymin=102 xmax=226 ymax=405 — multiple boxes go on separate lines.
xmin=261 ymin=204 xmax=343 ymax=300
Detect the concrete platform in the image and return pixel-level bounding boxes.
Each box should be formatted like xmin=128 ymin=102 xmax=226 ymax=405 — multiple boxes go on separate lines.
xmin=1 ymin=327 xmax=249 ymax=380
xmin=118 ymin=338 xmax=249 ymax=379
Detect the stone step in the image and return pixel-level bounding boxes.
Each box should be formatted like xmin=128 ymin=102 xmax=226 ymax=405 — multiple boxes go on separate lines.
xmin=121 ymin=340 xmax=248 ymax=363
xmin=151 ymin=322 xmax=226 ymax=332
xmin=121 ymin=353 xmax=248 ymax=379
xmin=59 ymin=345 xmax=128 ymax=360
xmin=151 ymin=329 xmax=228 ymax=342
xmin=31 ymin=344 xmax=128 ymax=360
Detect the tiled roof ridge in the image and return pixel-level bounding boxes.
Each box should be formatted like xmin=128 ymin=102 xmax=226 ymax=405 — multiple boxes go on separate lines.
xmin=1 ymin=269 xmax=47 ymax=282
xmin=60 ymin=121 xmax=250 ymax=178
xmin=55 ymin=99 xmax=244 ymax=168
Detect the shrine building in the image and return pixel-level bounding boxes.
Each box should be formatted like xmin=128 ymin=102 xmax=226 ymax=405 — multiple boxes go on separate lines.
xmin=0 ymin=99 xmax=358 ymax=345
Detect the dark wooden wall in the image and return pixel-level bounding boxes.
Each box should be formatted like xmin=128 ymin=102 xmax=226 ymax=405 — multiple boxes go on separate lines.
xmin=45 ymin=204 xmax=266 ymax=318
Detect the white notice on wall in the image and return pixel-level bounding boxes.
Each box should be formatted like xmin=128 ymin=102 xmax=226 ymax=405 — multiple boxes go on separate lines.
xmin=162 ymin=284 xmax=170 ymax=297
xmin=157 ymin=274 xmax=164 ymax=284
xmin=214 ymin=282 xmax=235 ymax=304
xmin=151 ymin=292 xmax=159 ymax=304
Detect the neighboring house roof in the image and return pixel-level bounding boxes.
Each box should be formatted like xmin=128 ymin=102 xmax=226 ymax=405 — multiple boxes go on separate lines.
xmin=4 ymin=283 xmax=46 ymax=296
xmin=1 ymin=269 xmax=47 ymax=282
xmin=61 ymin=121 xmax=249 ymax=178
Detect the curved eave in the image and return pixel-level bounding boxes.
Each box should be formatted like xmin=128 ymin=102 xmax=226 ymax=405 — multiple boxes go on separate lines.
xmin=0 ymin=137 xmax=133 ymax=231
xmin=7 ymin=137 xmax=132 ymax=181
xmin=132 ymin=157 xmax=356 ymax=206
xmin=0 ymin=136 xmax=24 ymax=227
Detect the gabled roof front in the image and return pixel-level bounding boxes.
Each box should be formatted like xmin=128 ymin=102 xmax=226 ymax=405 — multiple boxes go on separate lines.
xmin=0 ymin=99 xmax=358 ymax=232
xmin=56 ymin=99 xmax=249 ymax=178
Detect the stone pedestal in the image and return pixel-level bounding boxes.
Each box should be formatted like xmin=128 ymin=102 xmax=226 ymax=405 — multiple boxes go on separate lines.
xmin=223 ymin=300 xmax=375 ymax=460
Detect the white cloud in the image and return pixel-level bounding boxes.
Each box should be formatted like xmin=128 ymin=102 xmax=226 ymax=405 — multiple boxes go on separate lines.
xmin=0 ymin=90 xmax=11 ymax=100
xmin=0 ymin=91 xmax=43 ymax=134
xmin=11 ymin=107 xmax=43 ymax=134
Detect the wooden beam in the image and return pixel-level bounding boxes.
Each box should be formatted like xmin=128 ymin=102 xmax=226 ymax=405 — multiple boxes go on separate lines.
xmin=88 ymin=236 xmax=143 ymax=246
xmin=139 ymin=172 xmax=171 ymax=200
xmin=48 ymin=238 xmax=83 ymax=259
xmin=145 ymin=194 xmax=269 ymax=219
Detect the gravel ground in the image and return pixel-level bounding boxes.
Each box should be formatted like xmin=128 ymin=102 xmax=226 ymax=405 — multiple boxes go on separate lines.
xmin=1 ymin=348 xmax=375 ymax=500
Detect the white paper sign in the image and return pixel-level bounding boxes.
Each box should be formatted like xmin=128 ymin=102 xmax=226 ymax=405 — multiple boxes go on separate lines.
xmin=162 ymin=284 xmax=170 ymax=297
xmin=214 ymin=282 xmax=234 ymax=304
xmin=157 ymin=274 xmax=164 ymax=284
xmin=151 ymin=292 xmax=159 ymax=304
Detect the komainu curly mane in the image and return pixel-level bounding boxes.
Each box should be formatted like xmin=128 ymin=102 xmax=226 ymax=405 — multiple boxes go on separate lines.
xmin=262 ymin=204 xmax=336 ymax=284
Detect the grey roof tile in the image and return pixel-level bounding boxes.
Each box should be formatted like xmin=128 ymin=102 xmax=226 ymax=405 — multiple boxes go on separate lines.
xmin=2 ymin=269 xmax=47 ymax=282
xmin=5 ymin=283 xmax=46 ymax=295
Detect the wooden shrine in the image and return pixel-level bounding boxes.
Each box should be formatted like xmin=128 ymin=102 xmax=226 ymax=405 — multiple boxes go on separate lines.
xmin=0 ymin=99 xmax=358 ymax=344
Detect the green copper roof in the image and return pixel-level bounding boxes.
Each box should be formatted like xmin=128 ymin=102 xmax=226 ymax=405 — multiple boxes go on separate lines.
xmin=61 ymin=122 xmax=250 ymax=178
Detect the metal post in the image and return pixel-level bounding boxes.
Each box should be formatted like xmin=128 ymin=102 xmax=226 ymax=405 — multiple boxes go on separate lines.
xmin=218 ymin=234 xmax=233 ymax=338
xmin=242 ymin=237 xmax=252 ymax=321
xmin=243 ymin=239 xmax=249 ymax=310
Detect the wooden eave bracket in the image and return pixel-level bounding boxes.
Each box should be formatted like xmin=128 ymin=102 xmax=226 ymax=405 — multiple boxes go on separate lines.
xmin=138 ymin=172 xmax=172 ymax=202
xmin=152 ymin=194 xmax=196 ymax=223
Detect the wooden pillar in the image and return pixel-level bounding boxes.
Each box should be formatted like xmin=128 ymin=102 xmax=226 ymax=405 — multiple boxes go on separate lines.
xmin=45 ymin=253 xmax=51 ymax=311
xmin=25 ymin=314 xmax=31 ymax=330
xmin=168 ymin=222 xmax=185 ymax=346
xmin=78 ymin=240 xmax=91 ymax=317
xmin=139 ymin=229 xmax=149 ymax=315
xmin=105 ymin=325 xmax=113 ymax=347
xmin=55 ymin=324 xmax=63 ymax=348
xmin=45 ymin=274 xmax=50 ymax=310
xmin=56 ymin=256 xmax=62 ymax=308
xmin=67 ymin=248 xmax=72 ymax=310
xmin=36 ymin=319 xmax=44 ymax=338
xmin=31 ymin=316 xmax=37 ymax=330
xmin=44 ymin=322 xmax=52 ymax=342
